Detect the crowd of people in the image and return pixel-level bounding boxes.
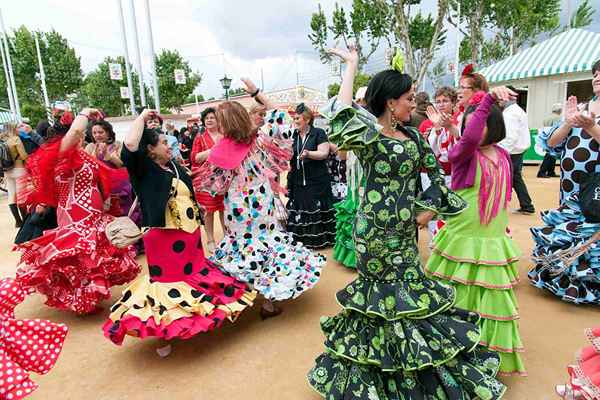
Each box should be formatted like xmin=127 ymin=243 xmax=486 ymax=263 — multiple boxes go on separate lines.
xmin=0 ymin=46 xmax=598 ymax=399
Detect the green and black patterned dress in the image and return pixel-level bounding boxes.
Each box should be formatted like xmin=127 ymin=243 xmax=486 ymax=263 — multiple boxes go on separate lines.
xmin=307 ymin=99 xmax=507 ymax=399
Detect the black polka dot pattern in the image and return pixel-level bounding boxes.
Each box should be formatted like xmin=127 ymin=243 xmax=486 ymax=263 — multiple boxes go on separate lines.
xmin=172 ymin=240 xmax=186 ymax=253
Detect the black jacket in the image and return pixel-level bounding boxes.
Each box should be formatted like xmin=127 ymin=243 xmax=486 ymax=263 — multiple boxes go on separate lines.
xmin=121 ymin=146 xmax=195 ymax=228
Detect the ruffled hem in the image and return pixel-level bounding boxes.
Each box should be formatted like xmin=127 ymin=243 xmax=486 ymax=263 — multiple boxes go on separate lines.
xmin=16 ymin=243 xmax=139 ymax=314
xmin=103 ymin=273 xmax=256 ymax=344
xmin=426 ymin=253 xmax=519 ymax=289
xmin=333 ymin=242 xmax=357 ymax=269
xmin=335 ymin=277 xmax=456 ymax=321
xmin=431 ymin=228 xmax=521 ymax=266
xmin=450 ymin=282 xmax=519 ymax=321
xmin=308 ymin=351 xmax=506 ymax=400
xmin=478 ymin=318 xmax=525 ymax=354
xmin=320 ymin=307 xmax=482 ymax=371
xmin=528 ymin=265 xmax=600 ymax=305
xmin=496 ymin=352 xmax=527 ymax=376
xmin=212 ymin=231 xmax=325 ymax=301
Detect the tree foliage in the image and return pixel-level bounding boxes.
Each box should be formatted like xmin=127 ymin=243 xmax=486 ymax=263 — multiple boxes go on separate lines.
xmin=80 ymin=56 xmax=148 ymax=116
xmin=0 ymin=26 xmax=82 ymax=122
xmin=155 ymin=49 xmax=201 ymax=113
xmin=566 ymin=0 xmax=595 ymax=30
xmin=327 ymin=72 xmax=371 ymax=98
xmin=308 ymin=0 xmax=448 ymax=86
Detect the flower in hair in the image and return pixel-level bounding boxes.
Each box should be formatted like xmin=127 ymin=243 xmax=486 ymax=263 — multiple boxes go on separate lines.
xmin=391 ymin=49 xmax=404 ymax=73
xmin=468 ymin=91 xmax=486 ymax=106
xmin=295 ymin=103 xmax=307 ymax=114
xmin=461 ymin=63 xmax=474 ymax=76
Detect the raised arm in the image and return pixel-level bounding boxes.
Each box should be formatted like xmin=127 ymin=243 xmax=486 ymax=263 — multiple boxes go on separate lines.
xmin=241 ymin=78 xmax=275 ymax=110
xmin=59 ymin=108 xmax=99 ymax=153
xmin=327 ymin=45 xmax=359 ymax=106
xmin=124 ymin=109 xmax=157 ymax=152
xmin=547 ymin=96 xmax=576 ymax=148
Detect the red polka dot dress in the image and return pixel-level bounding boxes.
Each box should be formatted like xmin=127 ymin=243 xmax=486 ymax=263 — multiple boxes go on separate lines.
xmin=0 ymin=278 xmax=68 ymax=400
xmin=15 ymin=148 xmax=140 ymax=314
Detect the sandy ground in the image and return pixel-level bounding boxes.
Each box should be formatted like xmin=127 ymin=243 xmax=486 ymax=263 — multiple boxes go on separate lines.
xmin=0 ymin=166 xmax=596 ymax=400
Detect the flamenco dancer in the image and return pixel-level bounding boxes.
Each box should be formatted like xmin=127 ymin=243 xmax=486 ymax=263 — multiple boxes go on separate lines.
xmin=0 ymin=277 xmax=68 ymax=399
xmin=15 ymin=109 xmax=140 ymax=315
xmin=308 ymin=46 xmax=506 ymax=399
xmin=425 ymin=86 xmax=526 ymax=376
xmin=529 ymin=61 xmax=600 ymax=304
xmin=103 ymin=109 xmax=255 ymax=355
xmin=195 ymin=78 xmax=324 ymax=320
xmin=555 ymin=327 xmax=600 ymax=400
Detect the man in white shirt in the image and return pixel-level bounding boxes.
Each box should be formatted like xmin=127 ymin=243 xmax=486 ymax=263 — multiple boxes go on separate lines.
xmin=499 ymin=89 xmax=535 ymax=214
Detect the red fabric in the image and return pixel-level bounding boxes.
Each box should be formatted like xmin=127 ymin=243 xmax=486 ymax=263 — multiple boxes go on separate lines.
xmin=15 ymin=151 xmax=140 ymax=314
xmin=190 ymin=132 xmax=224 ymax=212
xmin=418 ymin=119 xmax=433 ymax=136
xmin=0 ymin=278 xmax=68 ymax=400
xmin=18 ymin=138 xmax=114 ymax=209
xmin=567 ymin=327 xmax=600 ymax=399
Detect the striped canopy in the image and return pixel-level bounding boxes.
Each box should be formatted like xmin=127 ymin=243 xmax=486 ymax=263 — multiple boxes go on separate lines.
xmin=0 ymin=111 xmax=16 ymax=124
xmin=480 ymin=29 xmax=600 ymax=83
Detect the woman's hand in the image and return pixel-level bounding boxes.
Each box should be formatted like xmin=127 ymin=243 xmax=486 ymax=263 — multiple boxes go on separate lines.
xmin=241 ymin=78 xmax=258 ymax=95
xmin=299 ymin=149 xmax=310 ymax=160
xmin=490 ymin=86 xmax=517 ymax=102
xmin=426 ymin=106 xmax=443 ymax=128
xmin=327 ymin=45 xmax=359 ymax=66
xmin=570 ymin=111 xmax=597 ymax=130
xmin=416 ymin=210 xmax=436 ymax=229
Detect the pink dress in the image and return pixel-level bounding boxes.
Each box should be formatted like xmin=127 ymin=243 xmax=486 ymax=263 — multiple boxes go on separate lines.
xmin=565 ymin=327 xmax=600 ymax=399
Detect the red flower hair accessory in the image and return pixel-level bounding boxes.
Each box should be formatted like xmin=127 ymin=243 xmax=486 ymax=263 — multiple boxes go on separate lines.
xmin=461 ymin=63 xmax=474 ymax=76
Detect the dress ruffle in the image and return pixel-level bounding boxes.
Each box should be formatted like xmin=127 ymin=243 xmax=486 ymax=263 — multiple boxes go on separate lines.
xmin=0 ymin=278 xmax=68 ymax=400
xmin=332 ymin=196 xmax=357 ymax=269
xmin=565 ymin=327 xmax=600 ymax=400
xmin=529 ymin=194 xmax=600 ymax=304
xmin=102 ymin=271 xmax=255 ymax=344
xmin=16 ymin=215 xmax=139 ymax=315
xmin=212 ymin=230 xmax=325 ymax=301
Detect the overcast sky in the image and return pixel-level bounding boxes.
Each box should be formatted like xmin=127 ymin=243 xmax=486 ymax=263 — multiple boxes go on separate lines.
xmin=2 ymin=0 xmax=599 ymax=101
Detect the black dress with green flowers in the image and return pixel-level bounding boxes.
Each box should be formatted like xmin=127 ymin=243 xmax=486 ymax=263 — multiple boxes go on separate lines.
xmin=307 ymin=99 xmax=507 ymax=400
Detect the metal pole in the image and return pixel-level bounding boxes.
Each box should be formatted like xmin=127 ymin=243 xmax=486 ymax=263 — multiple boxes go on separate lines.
xmin=454 ymin=2 xmax=461 ymax=86
xmin=34 ymin=34 xmax=51 ymax=121
xmin=194 ymin=93 xmax=199 ymax=114
xmin=0 ymin=10 xmax=21 ymax=121
xmin=143 ymin=0 xmax=160 ymax=111
xmin=128 ymin=0 xmax=146 ymax=107
xmin=117 ymin=0 xmax=136 ymax=115
xmin=0 ymin=34 xmax=15 ymax=117
xmin=261 ymin=68 xmax=264 ymax=90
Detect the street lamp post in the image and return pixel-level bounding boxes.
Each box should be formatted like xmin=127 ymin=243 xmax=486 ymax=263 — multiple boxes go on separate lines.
xmin=220 ymin=75 xmax=232 ymax=100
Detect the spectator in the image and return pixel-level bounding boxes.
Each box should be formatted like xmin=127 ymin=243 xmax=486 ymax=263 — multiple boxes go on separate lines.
xmin=498 ymin=87 xmax=535 ymax=214
xmin=408 ymin=91 xmax=430 ymax=128
xmin=537 ymin=103 xmax=561 ymax=178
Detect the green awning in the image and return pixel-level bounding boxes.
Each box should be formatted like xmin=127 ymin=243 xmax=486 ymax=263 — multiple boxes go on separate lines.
xmin=480 ymin=29 xmax=600 ymax=83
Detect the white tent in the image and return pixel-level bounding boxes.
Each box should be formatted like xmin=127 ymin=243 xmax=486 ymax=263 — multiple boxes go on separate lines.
xmin=480 ymin=29 xmax=600 ymax=130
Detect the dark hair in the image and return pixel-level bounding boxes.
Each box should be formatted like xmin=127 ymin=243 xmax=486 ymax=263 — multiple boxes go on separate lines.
xmin=90 ymin=120 xmax=116 ymax=144
xmin=201 ymin=107 xmax=217 ymax=125
xmin=434 ymin=86 xmax=458 ymax=104
xmin=35 ymin=120 xmax=50 ymax=138
xmin=593 ymin=59 xmax=600 ymax=75
xmin=365 ymin=70 xmax=413 ymax=117
xmin=415 ymin=92 xmax=429 ymax=105
xmin=148 ymin=114 xmax=163 ymax=126
xmin=461 ymin=103 xmax=506 ymax=146
xmin=139 ymin=128 xmax=161 ymax=156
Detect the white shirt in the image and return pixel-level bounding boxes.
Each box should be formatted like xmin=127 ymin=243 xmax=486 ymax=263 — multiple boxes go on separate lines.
xmin=499 ymin=103 xmax=531 ymax=154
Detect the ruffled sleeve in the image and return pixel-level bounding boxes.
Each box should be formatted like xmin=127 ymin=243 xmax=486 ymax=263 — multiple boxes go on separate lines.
xmin=413 ymin=129 xmax=467 ymax=216
xmin=538 ymin=121 xmax=568 ymax=157
xmin=320 ymin=97 xmax=381 ymax=153
xmin=193 ymin=162 xmax=236 ymax=197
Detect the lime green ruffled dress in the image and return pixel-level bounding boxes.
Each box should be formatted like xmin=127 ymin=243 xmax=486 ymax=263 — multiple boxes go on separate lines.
xmin=425 ymin=164 xmax=525 ymax=376
xmin=332 ymin=151 xmax=362 ymax=269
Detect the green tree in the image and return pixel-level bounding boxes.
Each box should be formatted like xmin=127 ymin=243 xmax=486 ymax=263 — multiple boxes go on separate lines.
xmin=155 ymin=49 xmax=201 ymax=113
xmin=327 ymin=72 xmax=371 ymax=98
xmin=309 ymin=0 xmax=448 ymax=86
xmin=566 ymin=0 xmax=595 ymax=30
xmin=0 ymin=26 xmax=83 ymax=122
xmin=81 ymin=56 xmax=148 ymax=116
xmin=184 ymin=93 xmax=205 ymax=104
xmin=228 ymin=87 xmax=246 ymax=97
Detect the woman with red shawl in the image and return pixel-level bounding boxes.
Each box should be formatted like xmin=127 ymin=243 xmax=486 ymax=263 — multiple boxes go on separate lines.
xmin=14 ymin=108 xmax=140 ymax=315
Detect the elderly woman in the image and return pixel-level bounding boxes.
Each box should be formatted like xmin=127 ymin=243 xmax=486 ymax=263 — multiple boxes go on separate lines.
xmin=191 ymin=107 xmax=225 ymax=252
xmin=286 ymin=104 xmax=336 ymax=249
xmin=529 ymin=59 xmax=600 ymax=304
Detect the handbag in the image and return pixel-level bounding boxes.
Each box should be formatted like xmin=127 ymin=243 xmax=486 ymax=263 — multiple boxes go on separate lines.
xmin=105 ymin=197 xmax=144 ymax=248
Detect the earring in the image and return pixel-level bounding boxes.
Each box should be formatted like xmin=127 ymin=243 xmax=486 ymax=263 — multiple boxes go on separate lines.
xmin=389 ymin=107 xmax=399 ymax=128
xmin=149 ymin=153 xmax=157 ymax=161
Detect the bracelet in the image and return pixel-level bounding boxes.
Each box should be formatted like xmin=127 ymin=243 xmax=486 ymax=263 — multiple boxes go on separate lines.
xmin=251 ymin=88 xmax=260 ymax=97
xmin=78 ymin=113 xmax=90 ymax=119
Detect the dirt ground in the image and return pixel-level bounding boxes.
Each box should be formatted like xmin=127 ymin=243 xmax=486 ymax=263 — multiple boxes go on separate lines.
xmin=0 ymin=166 xmax=595 ymax=400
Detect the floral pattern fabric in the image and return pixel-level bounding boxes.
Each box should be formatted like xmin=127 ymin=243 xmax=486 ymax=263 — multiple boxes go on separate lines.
xmin=307 ymin=99 xmax=506 ymax=400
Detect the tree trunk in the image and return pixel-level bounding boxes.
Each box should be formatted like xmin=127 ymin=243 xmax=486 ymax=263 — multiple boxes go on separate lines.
xmin=393 ymin=0 xmax=417 ymax=77
xmin=415 ymin=0 xmax=449 ymax=86
xmin=469 ymin=1 xmax=485 ymax=66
